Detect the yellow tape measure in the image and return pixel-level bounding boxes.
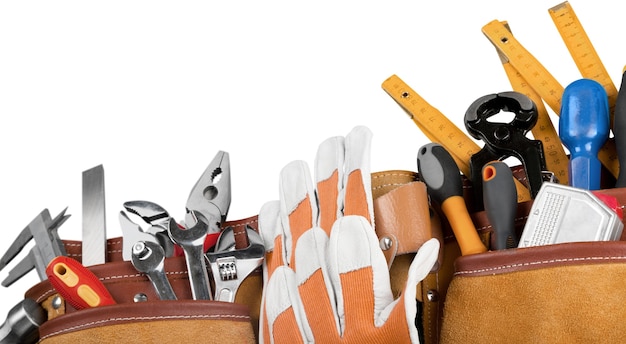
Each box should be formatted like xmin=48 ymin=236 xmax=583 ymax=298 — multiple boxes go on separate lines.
xmin=494 ymin=23 xmax=569 ymax=185
xmin=482 ymin=19 xmax=620 ymax=178
xmin=382 ymin=74 xmax=532 ymax=202
xmin=549 ymin=1 xmax=618 ymax=126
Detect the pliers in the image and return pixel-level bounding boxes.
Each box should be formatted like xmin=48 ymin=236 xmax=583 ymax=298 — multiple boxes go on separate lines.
xmin=184 ymin=150 xmax=231 ymax=251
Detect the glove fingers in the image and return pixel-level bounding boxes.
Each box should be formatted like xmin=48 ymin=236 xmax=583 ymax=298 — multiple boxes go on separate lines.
xmin=314 ymin=136 xmax=344 ymax=234
xmin=327 ymin=215 xmax=393 ymax=335
xmin=295 ymin=228 xmax=341 ymax=342
xmin=258 ymin=200 xmax=284 ymax=279
xmin=265 ymin=266 xmax=312 ymax=344
xmin=342 ymin=126 xmax=373 ymax=222
xmin=280 ymin=160 xmax=317 ymax=268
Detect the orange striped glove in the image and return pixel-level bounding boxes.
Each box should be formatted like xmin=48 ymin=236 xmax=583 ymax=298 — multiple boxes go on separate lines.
xmin=258 ymin=126 xmax=439 ymax=344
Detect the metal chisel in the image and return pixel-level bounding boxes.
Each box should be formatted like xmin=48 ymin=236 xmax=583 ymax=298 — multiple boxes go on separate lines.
xmin=82 ymin=165 xmax=107 ymax=266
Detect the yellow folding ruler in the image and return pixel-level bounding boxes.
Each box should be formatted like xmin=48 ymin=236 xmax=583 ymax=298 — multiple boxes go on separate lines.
xmin=482 ymin=19 xmax=620 ymax=178
xmin=549 ymin=1 xmax=618 ymax=126
xmin=382 ymin=74 xmax=532 ymax=202
xmin=494 ymin=22 xmax=569 ymax=185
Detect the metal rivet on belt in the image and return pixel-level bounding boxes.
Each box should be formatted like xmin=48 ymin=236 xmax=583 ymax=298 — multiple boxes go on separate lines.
xmin=379 ymin=237 xmax=392 ymax=251
xmin=134 ymin=293 xmax=148 ymax=303
xmin=51 ymin=295 xmax=63 ymax=310
xmin=426 ymin=289 xmax=439 ymax=302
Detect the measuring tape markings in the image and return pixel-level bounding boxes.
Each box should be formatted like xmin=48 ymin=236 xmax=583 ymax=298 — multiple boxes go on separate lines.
xmin=493 ymin=22 xmax=569 ymax=185
xmin=500 ymin=60 xmax=570 ymax=185
xmin=382 ymin=74 xmax=532 ymax=202
xmin=482 ymin=19 xmax=619 ymax=178
xmin=548 ymin=1 xmax=617 ymax=127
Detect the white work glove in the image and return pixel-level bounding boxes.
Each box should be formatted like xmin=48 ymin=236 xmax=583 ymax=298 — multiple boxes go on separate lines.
xmin=258 ymin=126 xmax=439 ymax=343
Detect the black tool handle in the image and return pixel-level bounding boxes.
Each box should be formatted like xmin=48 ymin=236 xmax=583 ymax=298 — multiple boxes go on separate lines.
xmin=417 ymin=143 xmax=464 ymax=201
xmin=482 ymin=161 xmax=518 ymax=249
xmin=615 ymin=69 xmax=626 ymax=187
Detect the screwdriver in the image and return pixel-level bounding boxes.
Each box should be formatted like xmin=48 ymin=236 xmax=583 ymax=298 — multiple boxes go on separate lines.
xmin=417 ymin=143 xmax=487 ymax=255
xmin=614 ymin=67 xmax=626 ymax=187
xmin=0 ymin=298 xmax=46 ymax=344
xmin=482 ymin=161 xmax=518 ymax=250
xmin=559 ymin=78 xmax=610 ymax=190
xmin=46 ymin=256 xmax=116 ymax=310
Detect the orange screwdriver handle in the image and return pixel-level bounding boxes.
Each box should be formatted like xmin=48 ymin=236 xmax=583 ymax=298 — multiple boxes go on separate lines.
xmin=46 ymin=256 xmax=116 ymax=310
xmin=417 ymin=143 xmax=487 ymax=255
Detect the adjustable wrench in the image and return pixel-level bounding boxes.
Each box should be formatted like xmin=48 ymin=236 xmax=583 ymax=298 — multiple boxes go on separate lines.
xmin=207 ymin=225 xmax=264 ymax=302
xmin=131 ymin=241 xmax=177 ymax=300
xmin=167 ymin=212 xmax=212 ymax=300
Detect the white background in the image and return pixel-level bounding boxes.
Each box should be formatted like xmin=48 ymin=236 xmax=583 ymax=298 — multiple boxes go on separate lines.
xmin=1 ymin=0 xmax=624 ymax=320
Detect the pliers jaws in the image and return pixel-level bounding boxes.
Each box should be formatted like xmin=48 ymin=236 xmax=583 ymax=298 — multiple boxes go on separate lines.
xmin=185 ymin=151 xmax=231 ymax=234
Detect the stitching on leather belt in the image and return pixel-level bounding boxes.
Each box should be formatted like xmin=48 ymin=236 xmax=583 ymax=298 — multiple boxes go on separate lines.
xmin=455 ymin=255 xmax=626 ymax=276
xmin=40 ymin=313 xmax=252 ymax=341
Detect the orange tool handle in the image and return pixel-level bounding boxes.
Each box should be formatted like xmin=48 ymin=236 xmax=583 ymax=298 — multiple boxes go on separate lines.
xmin=441 ymin=196 xmax=488 ymax=255
xmin=417 ymin=143 xmax=487 ymax=256
xmin=46 ymin=256 xmax=116 ymax=309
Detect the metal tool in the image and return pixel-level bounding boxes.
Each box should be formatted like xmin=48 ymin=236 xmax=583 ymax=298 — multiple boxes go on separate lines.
xmin=492 ymin=22 xmax=569 ymax=186
xmin=207 ymin=226 xmax=264 ymax=302
xmin=381 ymin=75 xmax=532 ymax=203
xmin=131 ymin=241 xmax=177 ymax=300
xmin=559 ymin=79 xmax=609 ymax=190
xmin=482 ymin=19 xmax=619 ymax=178
xmin=614 ymin=68 xmax=626 ymax=187
xmin=465 ymin=91 xmax=547 ymax=206
xmin=82 ymin=165 xmax=107 ymax=266
xmin=167 ymin=212 xmax=212 ymax=300
xmin=119 ymin=201 xmax=176 ymax=260
xmin=185 ymin=151 xmax=231 ymax=239
xmin=46 ymin=256 xmax=116 ymax=309
xmin=518 ymin=183 xmax=623 ymax=247
xmin=482 ymin=161 xmax=518 ymax=250
xmin=0 ymin=298 xmax=46 ymax=344
xmin=1 ymin=209 xmax=70 ymax=287
xmin=417 ymin=143 xmax=487 ymax=256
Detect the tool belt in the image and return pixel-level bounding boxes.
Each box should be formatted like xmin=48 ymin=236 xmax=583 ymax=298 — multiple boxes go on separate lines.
xmin=22 ymin=170 xmax=435 ymax=343
xmin=21 ymin=166 xmax=626 ymax=343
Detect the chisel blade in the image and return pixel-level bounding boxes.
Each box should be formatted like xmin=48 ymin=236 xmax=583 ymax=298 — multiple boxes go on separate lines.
xmin=82 ymin=165 xmax=107 ymax=266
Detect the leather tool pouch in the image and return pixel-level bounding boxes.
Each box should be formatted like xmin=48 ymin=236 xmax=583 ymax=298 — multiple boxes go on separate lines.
xmin=427 ymin=168 xmax=626 ymax=344
xmin=25 ymin=216 xmax=262 ymax=344
xmin=21 ymin=170 xmax=437 ymax=344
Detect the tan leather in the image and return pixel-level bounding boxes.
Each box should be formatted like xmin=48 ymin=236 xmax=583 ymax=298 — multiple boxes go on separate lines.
xmin=38 ymin=301 xmax=255 ymax=344
xmin=374 ymin=181 xmax=432 ymax=267
xmin=440 ymin=242 xmax=626 ymax=344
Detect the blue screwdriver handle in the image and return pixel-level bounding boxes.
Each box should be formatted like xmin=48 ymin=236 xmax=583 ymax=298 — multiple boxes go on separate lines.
xmin=559 ymin=78 xmax=609 ymax=190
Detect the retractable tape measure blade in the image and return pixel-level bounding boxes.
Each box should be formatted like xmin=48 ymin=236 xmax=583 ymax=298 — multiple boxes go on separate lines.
xmin=482 ymin=19 xmax=619 ymax=178
xmin=382 ymin=74 xmax=532 ymax=202
xmin=549 ymin=1 xmax=618 ymax=125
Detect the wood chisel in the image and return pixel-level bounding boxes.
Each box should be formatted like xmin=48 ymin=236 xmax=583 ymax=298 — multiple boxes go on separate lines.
xmin=482 ymin=18 xmax=620 ymax=178
xmin=82 ymin=165 xmax=107 ymax=266
xmin=494 ymin=22 xmax=570 ymax=185
xmin=382 ymin=74 xmax=532 ymax=203
xmin=549 ymin=1 xmax=618 ymax=127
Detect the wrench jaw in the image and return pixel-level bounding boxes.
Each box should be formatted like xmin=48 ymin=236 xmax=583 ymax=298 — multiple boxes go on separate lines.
xmin=119 ymin=201 xmax=176 ymax=259
xmin=130 ymin=241 xmax=177 ymax=301
xmin=207 ymin=226 xmax=265 ymax=302
xmin=167 ymin=213 xmax=213 ymax=300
